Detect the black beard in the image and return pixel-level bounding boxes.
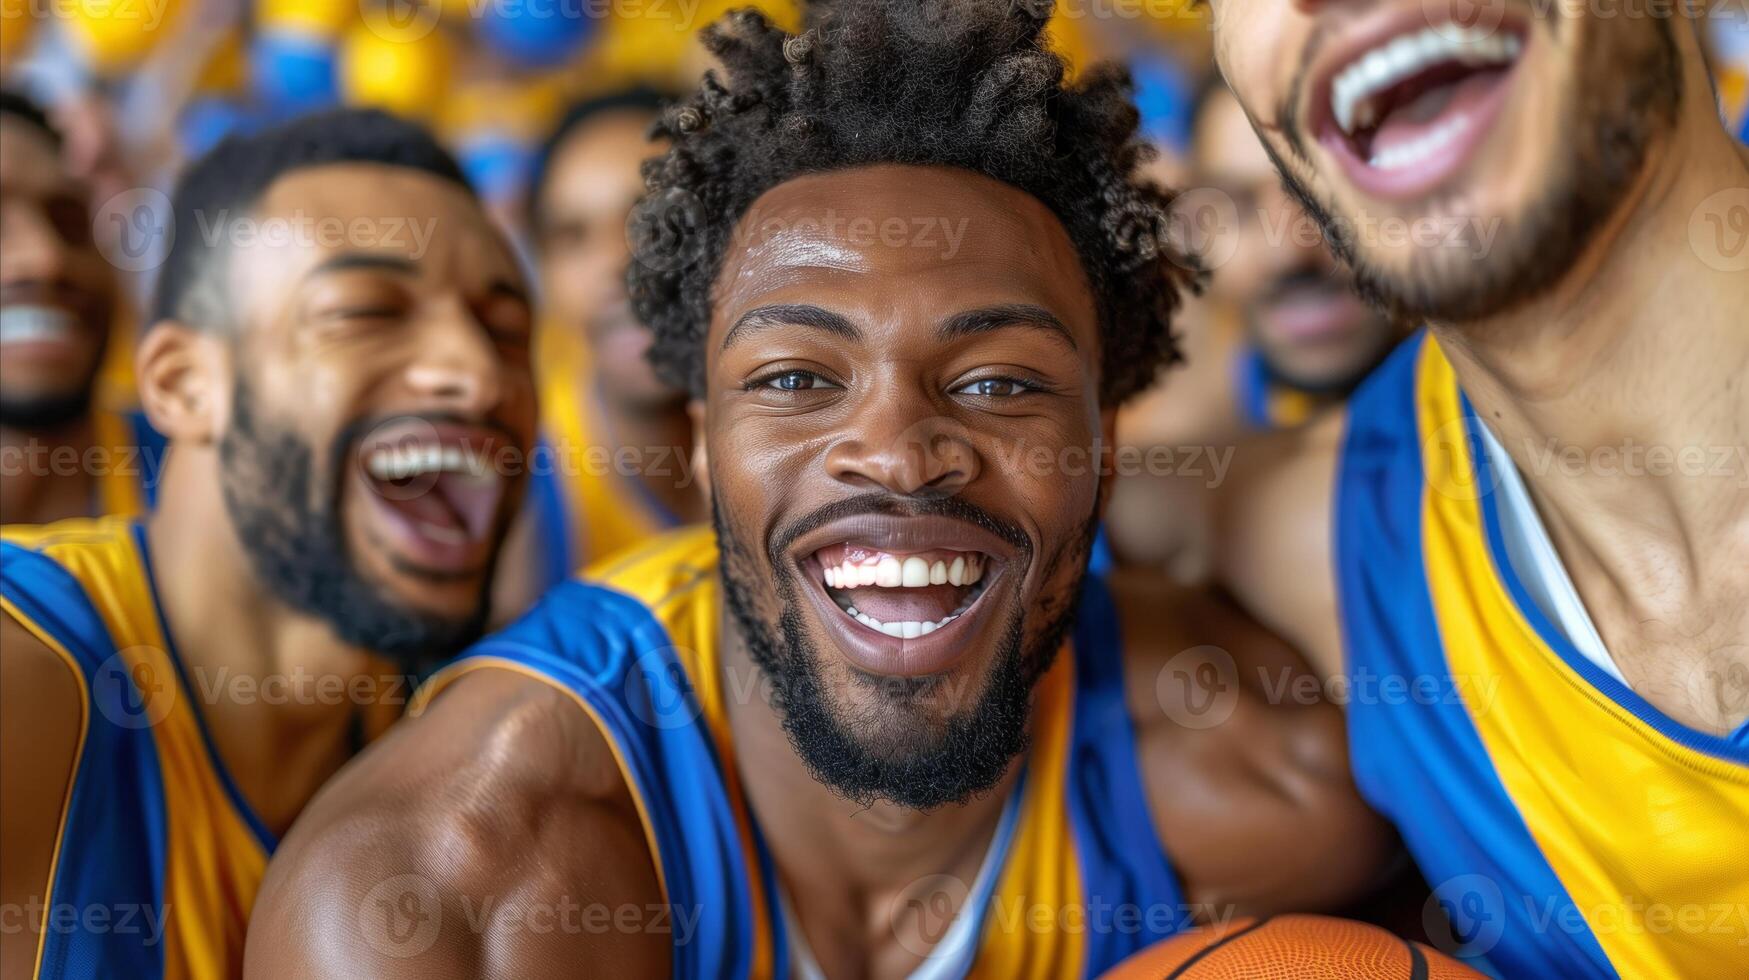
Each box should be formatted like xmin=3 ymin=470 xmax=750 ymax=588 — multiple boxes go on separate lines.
xmin=217 ymin=378 xmax=491 ymax=676
xmin=714 ymin=492 xmax=1097 ymax=811
xmin=0 ymin=388 xmax=98 ymax=432
xmin=1274 ymin=18 xmax=1682 ymax=324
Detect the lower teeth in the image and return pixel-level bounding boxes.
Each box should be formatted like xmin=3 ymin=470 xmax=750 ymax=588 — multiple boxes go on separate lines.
xmin=833 ymin=580 xmax=985 ymax=638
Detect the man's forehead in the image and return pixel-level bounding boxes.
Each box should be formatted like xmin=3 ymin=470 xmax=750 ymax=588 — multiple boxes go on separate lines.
xmin=0 ymin=117 xmax=70 ymax=193
xmin=715 ymin=164 xmax=1095 ymax=320
xmin=252 ymin=162 xmax=480 ymax=232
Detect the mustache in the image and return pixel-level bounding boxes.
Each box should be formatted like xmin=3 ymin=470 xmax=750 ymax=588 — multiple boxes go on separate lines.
xmin=1262 ymin=265 xmax=1352 ymax=303
xmin=767 ymin=493 xmax=1032 ymax=570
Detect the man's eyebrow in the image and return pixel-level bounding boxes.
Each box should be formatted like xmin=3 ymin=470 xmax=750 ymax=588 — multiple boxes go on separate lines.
xmin=721 ymin=304 xmax=862 ymax=351
xmin=301 ymin=253 xmax=421 ymax=280
xmin=937 ymin=304 xmax=1078 ymax=351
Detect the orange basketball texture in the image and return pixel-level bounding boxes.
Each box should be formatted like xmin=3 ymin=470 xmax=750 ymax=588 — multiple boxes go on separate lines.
xmin=1099 ymin=915 xmax=1487 ymax=979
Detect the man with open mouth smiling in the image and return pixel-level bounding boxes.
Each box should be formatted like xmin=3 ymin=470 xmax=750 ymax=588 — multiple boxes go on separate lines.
xmin=1 ymin=110 xmax=535 ymax=978
xmin=0 ymin=90 xmax=156 ymax=525
xmin=247 ymin=3 xmax=1394 ymax=977
xmin=1204 ymin=1 xmax=1749 ymax=976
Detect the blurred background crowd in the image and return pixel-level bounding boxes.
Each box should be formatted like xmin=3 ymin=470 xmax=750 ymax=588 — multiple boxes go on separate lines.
xmin=1 ymin=0 xmax=1746 ymax=560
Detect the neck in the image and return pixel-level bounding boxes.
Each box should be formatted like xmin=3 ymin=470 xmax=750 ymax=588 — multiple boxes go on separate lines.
xmin=719 ymin=614 xmax=1017 ymax=973
xmin=0 ymin=417 xmax=98 ymax=525
xmin=1434 ymin=105 xmax=1749 ymax=651
xmin=145 ymin=455 xmax=400 ymax=833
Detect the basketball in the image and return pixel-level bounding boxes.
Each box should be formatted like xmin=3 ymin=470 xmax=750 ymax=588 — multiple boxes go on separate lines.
xmin=1100 ymin=915 xmax=1486 ymax=979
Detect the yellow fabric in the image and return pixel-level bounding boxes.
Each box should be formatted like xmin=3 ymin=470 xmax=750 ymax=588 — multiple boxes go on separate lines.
xmin=2 ymin=517 xmax=269 ymax=980
xmin=539 ymin=327 xmax=675 ymax=569
xmin=89 ymin=408 xmax=148 ymax=518
xmin=583 ymin=527 xmax=780 ymax=978
xmin=968 ymin=651 xmax=1084 ymax=978
xmin=1415 ymin=341 xmax=1749 ymax=978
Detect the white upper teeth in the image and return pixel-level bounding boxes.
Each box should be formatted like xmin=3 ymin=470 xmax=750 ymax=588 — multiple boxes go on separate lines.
xmin=1331 ymin=26 xmax=1521 ymax=137
xmin=0 ymin=305 xmax=78 ymax=345
xmin=823 ymin=554 xmax=983 ymax=591
xmin=365 ymin=445 xmax=491 ymax=481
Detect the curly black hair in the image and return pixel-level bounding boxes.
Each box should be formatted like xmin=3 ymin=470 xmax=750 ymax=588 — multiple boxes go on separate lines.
xmin=626 ymin=0 xmax=1196 ymax=407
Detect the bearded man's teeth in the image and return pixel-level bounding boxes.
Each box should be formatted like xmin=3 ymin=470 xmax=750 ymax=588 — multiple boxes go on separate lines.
xmin=365 ymin=444 xmax=493 ymax=481
xmin=418 ymin=521 xmax=469 ymax=545
xmin=821 ymin=553 xmax=983 ymax=590
xmin=847 ymin=605 xmax=957 ymax=638
xmin=0 ymin=305 xmax=78 ymax=345
xmin=1331 ymin=25 xmax=1522 ymax=136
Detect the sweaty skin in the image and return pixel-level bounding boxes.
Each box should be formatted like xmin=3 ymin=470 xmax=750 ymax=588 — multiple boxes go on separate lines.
xmin=0 ymin=164 xmax=536 ymax=979
xmin=245 ymin=165 xmax=1391 ymax=979
xmin=1207 ymin=4 xmax=1748 ymax=732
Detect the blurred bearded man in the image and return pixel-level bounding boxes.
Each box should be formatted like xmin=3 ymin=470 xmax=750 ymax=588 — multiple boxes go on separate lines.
xmin=0 ymin=109 xmax=536 ymax=978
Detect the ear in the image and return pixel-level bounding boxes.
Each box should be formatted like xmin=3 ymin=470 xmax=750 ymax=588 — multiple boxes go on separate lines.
xmin=687 ymin=398 xmax=711 ymax=509
xmin=1095 ymin=406 xmax=1119 ymax=520
xmin=135 ymin=321 xmax=229 ymax=444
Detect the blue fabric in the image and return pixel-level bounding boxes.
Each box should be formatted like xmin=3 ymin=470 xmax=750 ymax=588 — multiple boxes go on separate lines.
xmin=1 ymin=540 xmax=169 ymax=979
xmin=456 ymin=581 xmax=760 ymax=977
xmin=1234 ymin=347 xmax=1273 ymax=430
xmin=1065 ymin=575 xmax=1187 ymax=972
xmin=1335 ymin=333 xmax=1613 ymax=978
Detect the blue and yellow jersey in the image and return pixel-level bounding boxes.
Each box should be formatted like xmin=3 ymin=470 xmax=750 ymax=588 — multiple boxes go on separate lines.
xmin=523 ymin=329 xmax=684 ymax=589
xmin=1335 ymin=333 xmax=1749 ymax=978
xmin=1234 ymin=348 xmax=1317 ymax=431
xmin=89 ymin=407 xmax=167 ymax=518
xmin=414 ymin=526 xmax=1185 ymax=977
xmin=0 ymin=517 xmax=273 ymax=979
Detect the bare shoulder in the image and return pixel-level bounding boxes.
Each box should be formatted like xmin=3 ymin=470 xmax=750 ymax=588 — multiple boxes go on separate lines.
xmin=1 ymin=613 xmax=85 ymax=980
xmin=1211 ymin=410 xmax=1346 ymax=678
xmin=1110 ymin=573 xmax=1393 ymax=919
xmin=244 ymin=667 xmax=667 ymax=978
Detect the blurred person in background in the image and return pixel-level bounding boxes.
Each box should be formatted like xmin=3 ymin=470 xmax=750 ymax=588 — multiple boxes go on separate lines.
xmin=0 ymin=89 xmax=162 ymax=525
xmin=0 ymin=109 xmax=535 ymax=978
xmin=1106 ymin=79 xmax=1404 ymax=578
xmin=495 ymin=86 xmax=705 ymax=615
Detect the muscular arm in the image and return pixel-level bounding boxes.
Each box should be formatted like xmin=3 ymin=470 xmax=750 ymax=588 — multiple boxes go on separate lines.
xmin=1211 ymin=411 xmax=1346 ymax=679
xmin=1116 ymin=574 xmax=1394 ymax=919
xmin=244 ymin=669 xmax=667 ymax=978
xmin=0 ymin=614 xmax=84 ymax=979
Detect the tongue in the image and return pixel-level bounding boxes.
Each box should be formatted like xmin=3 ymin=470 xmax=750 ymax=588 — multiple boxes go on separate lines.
xmin=429 ymin=472 xmax=501 ymax=540
xmin=1370 ymin=69 xmax=1503 ymax=158
xmin=841 ymin=584 xmax=964 ymax=623
xmin=383 ymin=481 xmax=466 ymax=533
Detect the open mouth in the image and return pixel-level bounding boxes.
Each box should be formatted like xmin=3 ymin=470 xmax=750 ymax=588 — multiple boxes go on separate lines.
xmin=815 ymin=545 xmax=991 ymax=639
xmin=788 ymin=512 xmax=1022 ymax=678
xmin=1316 ymin=20 xmax=1527 ymax=199
xmin=353 ymin=420 xmax=511 ymax=573
xmin=0 ymin=304 xmax=92 ymax=365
